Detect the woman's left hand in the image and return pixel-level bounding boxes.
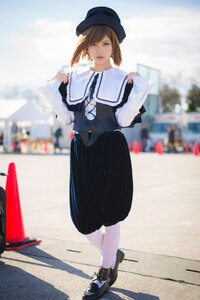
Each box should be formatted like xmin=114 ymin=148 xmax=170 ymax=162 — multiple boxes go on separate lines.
xmin=127 ymin=72 xmax=140 ymax=83
xmin=51 ymin=72 xmax=69 ymax=84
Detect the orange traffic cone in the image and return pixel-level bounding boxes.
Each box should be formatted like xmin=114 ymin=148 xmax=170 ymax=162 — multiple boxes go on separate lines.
xmin=156 ymin=141 xmax=163 ymax=155
xmin=193 ymin=142 xmax=199 ymax=156
xmin=133 ymin=141 xmax=140 ymax=154
xmin=5 ymin=162 xmax=41 ymax=251
xmin=44 ymin=140 xmax=49 ymax=153
xmin=184 ymin=143 xmax=190 ymax=153
xmin=69 ymin=130 xmax=74 ymax=141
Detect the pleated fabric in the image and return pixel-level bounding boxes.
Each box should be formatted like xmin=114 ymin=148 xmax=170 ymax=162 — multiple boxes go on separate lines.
xmin=69 ymin=130 xmax=133 ymax=234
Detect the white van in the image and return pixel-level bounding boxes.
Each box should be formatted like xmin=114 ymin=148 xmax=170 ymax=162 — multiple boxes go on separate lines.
xmin=149 ymin=113 xmax=181 ymax=145
xmin=182 ymin=113 xmax=200 ymax=145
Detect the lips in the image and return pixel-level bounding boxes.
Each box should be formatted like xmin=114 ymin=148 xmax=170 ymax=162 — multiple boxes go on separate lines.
xmin=96 ymin=56 xmax=104 ymax=59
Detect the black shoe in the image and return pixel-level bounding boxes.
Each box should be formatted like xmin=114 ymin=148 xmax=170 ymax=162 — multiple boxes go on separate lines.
xmin=82 ymin=267 xmax=110 ymax=300
xmin=109 ymin=249 xmax=125 ymax=287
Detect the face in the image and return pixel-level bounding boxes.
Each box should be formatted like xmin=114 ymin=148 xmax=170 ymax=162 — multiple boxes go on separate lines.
xmin=87 ymin=35 xmax=113 ymax=68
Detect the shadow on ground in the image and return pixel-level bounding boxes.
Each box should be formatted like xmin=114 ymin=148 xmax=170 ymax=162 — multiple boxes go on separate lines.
xmin=0 ymin=260 xmax=69 ymax=300
xmin=108 ymin=287 xmax=160 ymax=299
xmin=1 ymin=246 xmax=160 ymax=300
xmin=5 ymin=245 xmax=90 ymax=279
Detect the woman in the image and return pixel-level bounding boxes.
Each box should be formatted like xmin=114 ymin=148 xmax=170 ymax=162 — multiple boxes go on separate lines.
xmin=39 ymin=6 xmax=153 ymax=299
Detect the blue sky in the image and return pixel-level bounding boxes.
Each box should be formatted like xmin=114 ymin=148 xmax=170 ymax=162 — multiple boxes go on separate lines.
xmin=0 ymin=0 xmax=200 ymax=87
xmin=1 ymin=0 xmax=199 ymax=35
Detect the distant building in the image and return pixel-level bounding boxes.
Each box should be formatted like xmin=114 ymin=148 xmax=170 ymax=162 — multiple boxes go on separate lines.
xmin=123 ymin=64 xmax=161 ymax=145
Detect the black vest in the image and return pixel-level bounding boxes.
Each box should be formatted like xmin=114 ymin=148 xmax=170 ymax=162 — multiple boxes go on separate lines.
xmin=59 ymin=81 xmax=146 ymax=146
xmin=73 ymin=102 xmax=120 ymax=146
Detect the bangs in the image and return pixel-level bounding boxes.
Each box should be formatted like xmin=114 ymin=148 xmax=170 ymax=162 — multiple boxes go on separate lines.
xmin=83 ymin=25 xmax=116 ymax=44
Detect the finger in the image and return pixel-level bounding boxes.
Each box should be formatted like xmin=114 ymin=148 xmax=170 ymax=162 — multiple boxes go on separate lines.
xmin=127 ymin=76 xmax=133 ymax=83
xmin=59 ymin=74 xmax=68 ymax=81
xmin=57 ymin=72 xmax=67 ymax=78
xmin=135 ymin=72 xmax=140 ymax=76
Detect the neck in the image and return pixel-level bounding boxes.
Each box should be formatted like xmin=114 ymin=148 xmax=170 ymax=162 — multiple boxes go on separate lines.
xmin=91 ymin=63 xmax=113 ymax=72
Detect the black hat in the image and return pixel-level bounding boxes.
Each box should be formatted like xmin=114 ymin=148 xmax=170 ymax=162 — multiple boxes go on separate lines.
xmin=76 ymin=6 xmax=126 ymax=43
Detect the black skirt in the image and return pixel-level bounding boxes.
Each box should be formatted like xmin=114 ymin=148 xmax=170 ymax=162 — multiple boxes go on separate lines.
xmin=69 ymin=130 xmax=133 ymax=234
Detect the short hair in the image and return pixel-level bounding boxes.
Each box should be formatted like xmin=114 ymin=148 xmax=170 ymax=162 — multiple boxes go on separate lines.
xmin=70 ymin=25 xmax=122 ymax=67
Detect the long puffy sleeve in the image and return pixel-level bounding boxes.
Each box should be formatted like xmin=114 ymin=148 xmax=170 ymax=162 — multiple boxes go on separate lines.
xmin=38 ymin=80 xmax=74 ymax=126
xmin=115 ymin=76 xmax=154 ymax=127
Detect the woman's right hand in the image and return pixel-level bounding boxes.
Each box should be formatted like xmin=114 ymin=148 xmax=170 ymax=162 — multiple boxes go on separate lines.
xmin=51 ymin=72 xmax=69 ymax=84
xmin=127 ymin=72 xmax=140 ymax=84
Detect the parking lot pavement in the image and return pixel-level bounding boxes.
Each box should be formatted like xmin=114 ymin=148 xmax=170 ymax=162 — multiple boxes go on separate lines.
xmin=1 ymin=239 xmax=200 ymax=300
xmin=0 ymin=153 xmax=200 ymax=299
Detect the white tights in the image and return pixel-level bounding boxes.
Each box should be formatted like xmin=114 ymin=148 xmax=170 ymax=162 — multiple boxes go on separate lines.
xmin=85 ymin=223 xmax=120 ymax=269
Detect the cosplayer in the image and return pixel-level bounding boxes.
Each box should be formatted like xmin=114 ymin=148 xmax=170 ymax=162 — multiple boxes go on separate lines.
xmin=39 ymin=6 xmax=153 ymax=300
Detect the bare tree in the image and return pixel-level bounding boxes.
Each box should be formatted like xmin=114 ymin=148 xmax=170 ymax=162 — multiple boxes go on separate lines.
xmin=186 ymin=84 xmax=200 ymax=112
xmin=160 ymin=84 xmax=181 ymax=112
xmin=188 ymin=67 xmax=200 ymax=86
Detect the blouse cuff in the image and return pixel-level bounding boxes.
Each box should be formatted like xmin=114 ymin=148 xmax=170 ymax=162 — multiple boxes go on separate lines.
xmin=115 ymin=76 xmax=154 ymax=127
xmin=130 ymin=75 xmax=154 ymax=108
xmin=37 ymin=80 xmax=74 ymax=125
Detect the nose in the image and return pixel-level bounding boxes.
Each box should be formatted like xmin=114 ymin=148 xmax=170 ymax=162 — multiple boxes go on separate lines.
xmin=96 ymin=45 xmax=103 ymax=54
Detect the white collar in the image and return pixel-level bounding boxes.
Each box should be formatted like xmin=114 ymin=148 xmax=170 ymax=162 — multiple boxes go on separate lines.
xmin=66 ymin=68 xmax=127 ymax=106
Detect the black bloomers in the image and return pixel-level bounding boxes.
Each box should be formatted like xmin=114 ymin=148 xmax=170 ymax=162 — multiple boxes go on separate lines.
xmin=69 ymin=130 xmax=133 ymax=234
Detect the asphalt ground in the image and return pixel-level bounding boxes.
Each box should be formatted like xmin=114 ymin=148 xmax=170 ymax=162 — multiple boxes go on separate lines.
xmin=0 ymin=152 xmax=200 ymax=300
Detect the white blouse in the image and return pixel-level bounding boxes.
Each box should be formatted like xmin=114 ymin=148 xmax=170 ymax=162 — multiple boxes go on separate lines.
xmin=38 ymin=67 xmax=154 ymax=127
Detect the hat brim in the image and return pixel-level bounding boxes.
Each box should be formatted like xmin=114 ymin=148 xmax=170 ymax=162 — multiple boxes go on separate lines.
xmin=76 ymin=15 xmax=126 ymax=43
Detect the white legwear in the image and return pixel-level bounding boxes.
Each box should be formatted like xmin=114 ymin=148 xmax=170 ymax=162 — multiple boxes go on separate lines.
xmin=101 ymin=223 xmax=120 ymax=269
xmin=85 ymin=229 xmax=104 ymax=250
xmin=85 ymin=223 xmax=120 ymax=269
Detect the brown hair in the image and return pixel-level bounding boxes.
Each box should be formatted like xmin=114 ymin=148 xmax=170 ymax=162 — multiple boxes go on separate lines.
xmin=70 ymin=25 xmax=122 ymax=67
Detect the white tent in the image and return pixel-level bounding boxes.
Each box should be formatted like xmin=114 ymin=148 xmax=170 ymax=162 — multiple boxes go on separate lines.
xmin=0 ymin=99 xmax=46 ymax=122
xmin=0 ymin=99 xmax=27 ymax=120
xmin=8 ymin=101 xmax=46 ymax=122
xmin=0 ymin=99 xmax=51 ymax=151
